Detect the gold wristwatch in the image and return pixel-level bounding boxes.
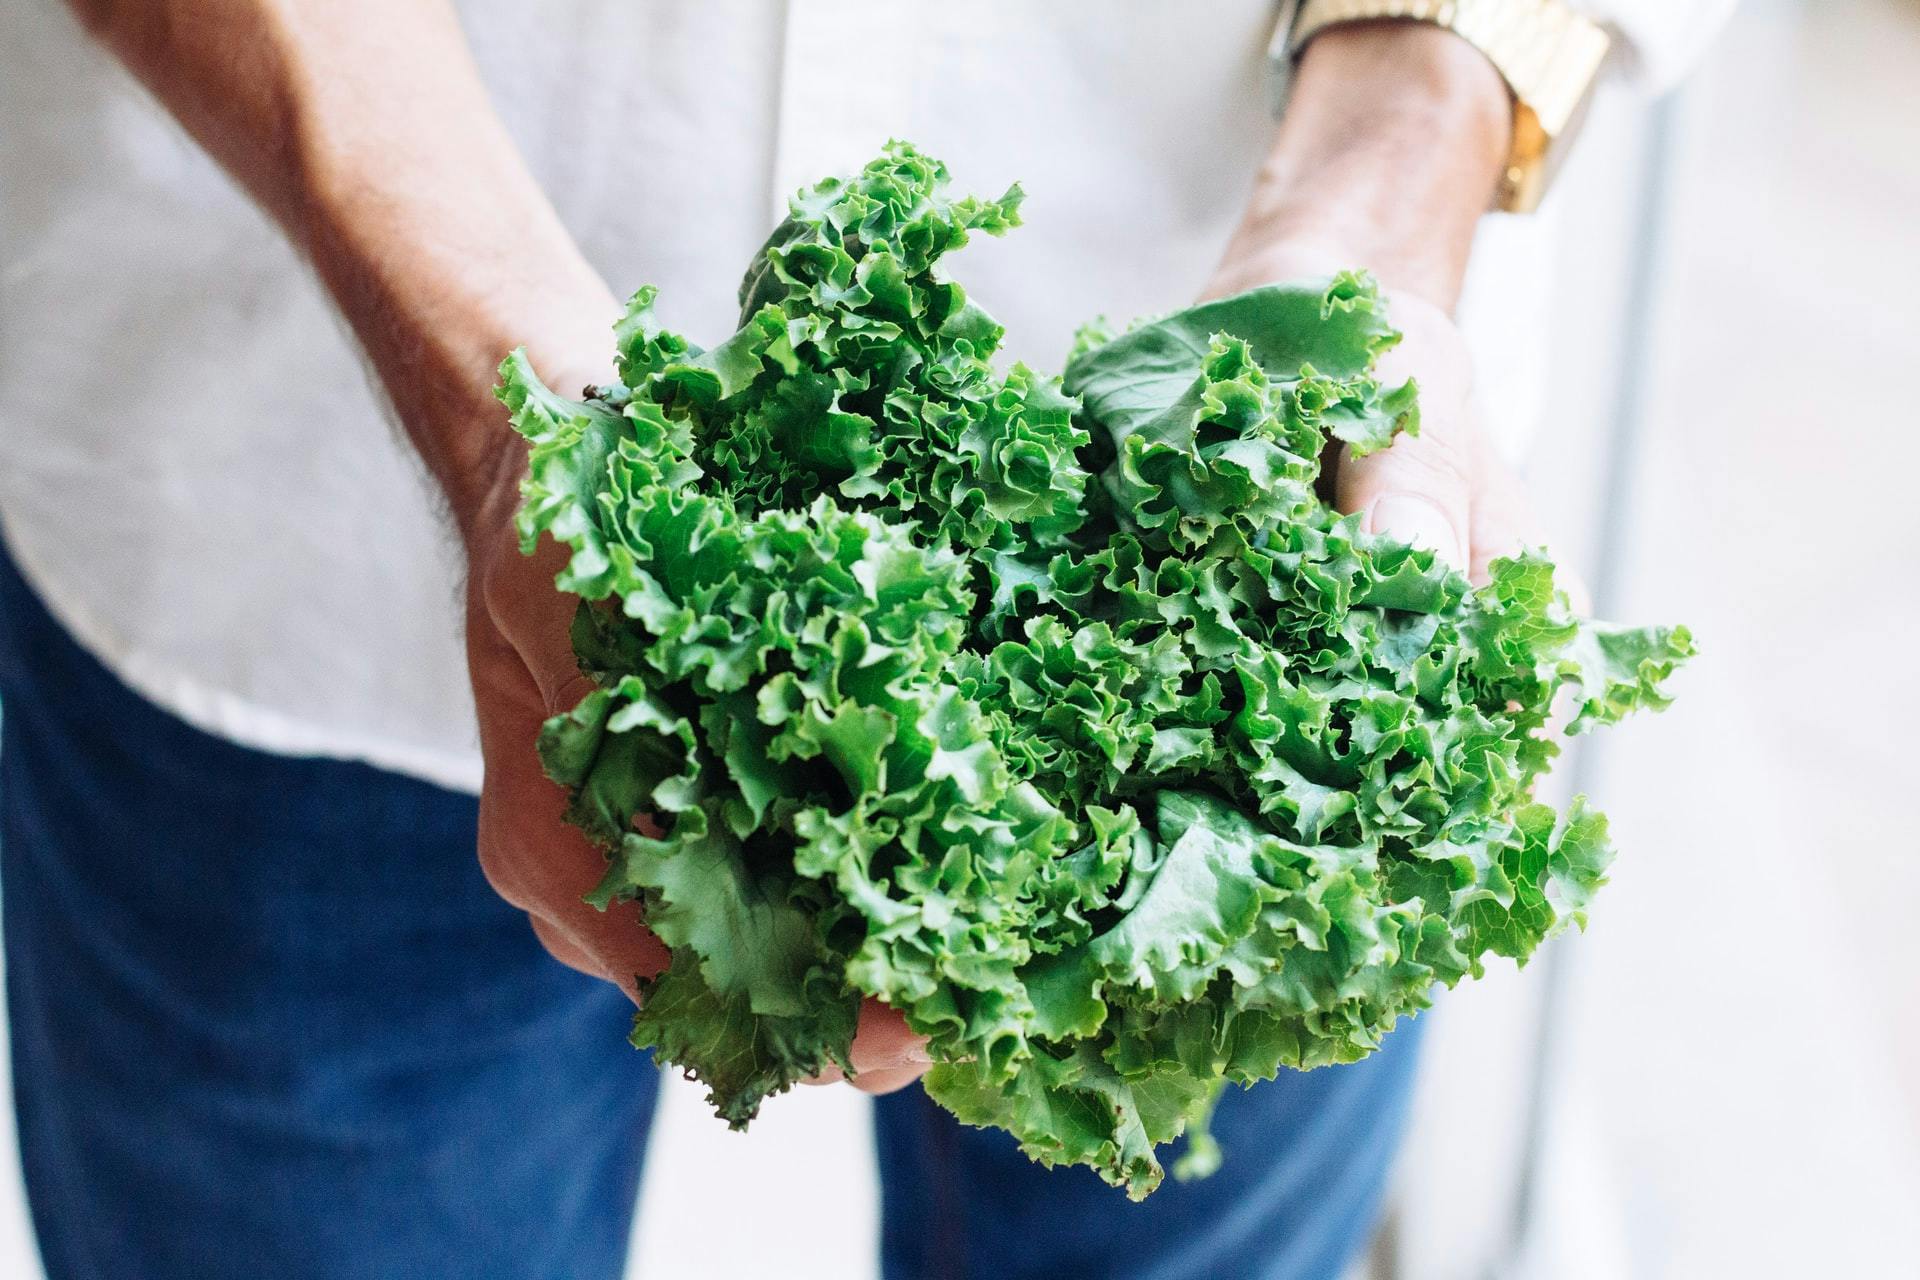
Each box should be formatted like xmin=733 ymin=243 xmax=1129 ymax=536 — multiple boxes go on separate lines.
xmin=1268 ymin=0 xmax=1612 ymax=213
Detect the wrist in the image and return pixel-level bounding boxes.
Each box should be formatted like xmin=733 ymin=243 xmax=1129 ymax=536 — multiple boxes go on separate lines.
xmin=299 ymin=160 xmax=618 ymax=545
xmin=282 ymin=52 xmax=617 ymax=543
xmin=1211 ymin=21 xmax=1511 ymax=309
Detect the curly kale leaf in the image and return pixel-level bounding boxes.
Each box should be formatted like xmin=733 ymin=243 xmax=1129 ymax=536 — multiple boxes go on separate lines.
xmin=499 ymin=141 xmax=1692 ymax=1197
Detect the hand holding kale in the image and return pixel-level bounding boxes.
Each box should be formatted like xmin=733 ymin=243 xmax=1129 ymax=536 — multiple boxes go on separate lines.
xmin=498 ymin=143 xmax=1691 ymax=1198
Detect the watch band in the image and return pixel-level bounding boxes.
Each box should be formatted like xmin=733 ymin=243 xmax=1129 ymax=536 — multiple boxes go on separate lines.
xmin=1271 ymin=0 xmax=1612 ymax=213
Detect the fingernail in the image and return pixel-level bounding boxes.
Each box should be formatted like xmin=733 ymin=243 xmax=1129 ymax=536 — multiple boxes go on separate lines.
xmin=1369 ymin=495 xmax=1463 ymax=570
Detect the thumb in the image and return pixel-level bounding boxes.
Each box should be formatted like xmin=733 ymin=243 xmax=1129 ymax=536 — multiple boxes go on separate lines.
xmin=1335 ymin=296 xmax=1475 ymax=571
xmin=1346 ymin=472 xmax=1469 ymax=572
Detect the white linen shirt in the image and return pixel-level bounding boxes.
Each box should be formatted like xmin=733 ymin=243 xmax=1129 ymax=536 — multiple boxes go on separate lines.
xmin=0 ymin=0 xmax=1731 ymax=793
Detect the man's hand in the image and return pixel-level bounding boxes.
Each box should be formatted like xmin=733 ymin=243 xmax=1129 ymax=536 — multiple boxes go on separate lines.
xmin=73 ymin=0 xmax=928 ymax=1094
xmin=1207 ymin=259 xmax=1550 ymax=586
xmin=463 ymin=453 xmax=668 ymax=1000
xmin=1343 ymin=298 xmax=1560 ymax=591
xmin=462 ymin=396 xmax=930 ymax=1092
xmin=1205 ymin=21 xmax=1550 ymax=584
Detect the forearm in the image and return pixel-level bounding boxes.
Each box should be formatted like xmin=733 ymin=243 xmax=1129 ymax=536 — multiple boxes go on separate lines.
xmin=69 ymin=0 xmax=613 ymax=538
xmin=1212 ymin=22 xmax=1513 ymax=310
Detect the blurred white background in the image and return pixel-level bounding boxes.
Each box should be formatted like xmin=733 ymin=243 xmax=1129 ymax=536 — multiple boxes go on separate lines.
xmin=1 ymin=0 xmax=1914 ymax=1276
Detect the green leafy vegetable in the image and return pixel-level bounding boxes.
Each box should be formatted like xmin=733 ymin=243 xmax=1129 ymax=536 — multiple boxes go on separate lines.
xmin=500 ymin=142 xmax=1692 ymax=1198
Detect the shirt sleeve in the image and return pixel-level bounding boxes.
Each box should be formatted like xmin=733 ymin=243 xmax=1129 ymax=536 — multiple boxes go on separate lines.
xmin=1573 ymin=0 xmax=1739 ymax=93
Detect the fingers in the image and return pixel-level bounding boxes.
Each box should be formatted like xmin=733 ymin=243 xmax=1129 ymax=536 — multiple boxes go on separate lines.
xmin=802 ymin=998 xmax=931 ymax=1094
xmin=1336 ymin=300 xmax=1585 ymax=612
xmin=1336 ymin=295 xmax=1477 ymax=572
xmin=473 ymin=648 xmax=669 ymax=1002
xmin=481 ymin=782 xmax=669 ymax=1003
xmin=843 ymin=1064 xmax=930 ymax=1096
xmin=536 ymin=892 xmax=668 ymax=1005
xmin=482 ymin=816 xmax=668 ymax=1002
xmin=485 ymin=807 xmax=668 ymax=1002
xmin=847 ymin=997 xmax=931 ymax=1086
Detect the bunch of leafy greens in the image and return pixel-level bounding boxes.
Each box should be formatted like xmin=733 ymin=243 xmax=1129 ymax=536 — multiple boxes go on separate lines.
xmin=500 ymin=142 xmax=1691 ymax=1198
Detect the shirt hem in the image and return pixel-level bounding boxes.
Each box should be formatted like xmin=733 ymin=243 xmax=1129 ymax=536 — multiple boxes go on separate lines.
xmin=0 ymin=524 xmax=485 ymax=796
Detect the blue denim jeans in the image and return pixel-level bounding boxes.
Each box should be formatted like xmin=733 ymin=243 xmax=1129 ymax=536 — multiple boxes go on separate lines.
xmin=0 ymin=535 xmax=1422 ymax=1279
